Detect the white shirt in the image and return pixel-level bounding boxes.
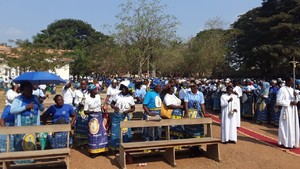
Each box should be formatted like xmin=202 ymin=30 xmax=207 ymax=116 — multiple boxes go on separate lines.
xmin=73 ymin=89 xmax=88 ymax=106
xmin=179 ymin=88 xmax=188 ymax=100
xmin=113 ymin=93 xmax=135 ymax=113
xmin=32 ymin=88 xmax=45 ymax=97
xmin=84 ymin=94 xmax=102 ymax=112
xmin=164 ymin=93 xmax=181 ymax=106
xmin=5 ymin=89 xmax=19 ymax=106
xmin=106 ymin=85 xmax=120 ymax=103
xmin=62 ymin=87 xmax=74 ymax=105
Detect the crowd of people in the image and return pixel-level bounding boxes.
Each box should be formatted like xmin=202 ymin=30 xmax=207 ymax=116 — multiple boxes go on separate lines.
xmin=0 ymin=76 xmax=299 ymax=163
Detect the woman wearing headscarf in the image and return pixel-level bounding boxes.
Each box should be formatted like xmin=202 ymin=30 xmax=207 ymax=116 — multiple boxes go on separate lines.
xmin=255 ymin=81 xmax=270 ymax=124
xmin=10 ymin=81 xmax=45 ymax=163
xmin=110 ymin=80 xmax=135 ymax=163
xmin=142 ymin=78 xmax=162 ymax=141
xmin=184 ymin=81 xmax=207 ymax=157
xmin=84 ymin=84 xmax=108 ymax=158
xmin=242 ymin=79 xmax=255 ymax=119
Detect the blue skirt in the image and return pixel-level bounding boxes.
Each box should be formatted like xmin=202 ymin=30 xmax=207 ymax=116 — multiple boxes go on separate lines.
xmin=185 ymin=109 xmax=204 ymax=138
xmin=143 ymin=109 xmax=162 ymax=141
xmin=0 ymin=122 xmax=15 ymax=153
xmin=88 ymin=112 xmax=108 ymax=154
xmin=256 ymin=99 xmax=268 ymax=123
xmin=242 ymin=93 xmax=254 ymax=118
xmin=170 ymin=109 xmax=185 ymax=139
xmin=109 ymin=112 xmax=132 ymax=150
xmin=14 ymin=115 xmax=37 ymax=164
xmin=74 ymin=108 xmax=89 ymax=146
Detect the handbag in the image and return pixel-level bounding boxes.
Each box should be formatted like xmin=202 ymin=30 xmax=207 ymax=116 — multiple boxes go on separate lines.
xmin=160 ymin=103 xmax=173 ymax=119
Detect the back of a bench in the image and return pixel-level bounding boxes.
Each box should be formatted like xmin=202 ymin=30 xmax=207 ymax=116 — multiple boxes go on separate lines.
xmin=0 ymin=124 xmax=71 ymax=152
xmin=120 ymin=118 xmax=213 ymax=143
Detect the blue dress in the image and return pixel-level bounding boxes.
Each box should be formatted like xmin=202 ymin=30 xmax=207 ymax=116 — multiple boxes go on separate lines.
xmin=184 ymin=91 xmax=205 ymax=138
xmin=0 ymin=105 xmax=15 ymax=153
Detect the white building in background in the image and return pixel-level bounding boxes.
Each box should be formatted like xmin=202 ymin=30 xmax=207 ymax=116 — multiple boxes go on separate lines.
xmin=0 ymin=44 xmax=71 ymax=81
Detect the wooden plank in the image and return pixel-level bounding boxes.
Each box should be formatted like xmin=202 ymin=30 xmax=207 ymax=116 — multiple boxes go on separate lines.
xmin=0 ymin=149 xmax=70 ymax=160
xmin=120 ymin=118 xmax=213 ymax=128
xmin=121 ymin=138 xmax=220 ymax=149
xmin=165 ymin=126 xmax=170 ymax=140
xmin=163 ymin=147 xmax=176 ymax=167
xmin=0 ymin=124 xmax=71 ymax=135
xmin=206 ymin=144 xmax=221 ymax=162
xmin=6 ymin=135 xmax=10 ymax=153
xmin=118 ymin=146 xmax=126 ymax=169
xmin=207 ymin=123 xmax=212 ymax=137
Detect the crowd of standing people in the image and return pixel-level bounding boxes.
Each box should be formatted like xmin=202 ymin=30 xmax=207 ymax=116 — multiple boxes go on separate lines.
xmin=0 ymin=75 xmax=299 ymax=164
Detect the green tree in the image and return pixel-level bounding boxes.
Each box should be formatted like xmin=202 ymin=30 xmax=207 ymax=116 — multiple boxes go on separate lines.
xmin=114 ymin=0 xmax=180 ymax=76
xmin=4 ymin=40 xmax=65 ymax=72
xmin=230 ymin=0 xmax=300 ymax=77
xmin=33 ymin=19 xmax=108 ymax=50
xmin=184 ymin=26 xmax=228 ymax=77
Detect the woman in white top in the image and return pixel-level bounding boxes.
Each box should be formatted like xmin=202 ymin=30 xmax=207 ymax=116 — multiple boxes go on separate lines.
xmin=164 ymin=86 xmax=184 ymax=139
xmin=110 ymin=80 xmax=135 ymax=163
xmin=84 ymin=84 xmax=108 ymax=158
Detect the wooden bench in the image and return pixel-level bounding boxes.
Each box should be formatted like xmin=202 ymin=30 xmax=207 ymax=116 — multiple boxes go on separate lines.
xmin=0 ymin=124 xmax=71 ymax=169
xmin=117 ymin=117 xmax=221 ymax=169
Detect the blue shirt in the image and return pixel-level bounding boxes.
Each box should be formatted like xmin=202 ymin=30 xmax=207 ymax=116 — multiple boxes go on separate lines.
xmin=10 ymin=95 xmax=44 ymax=126
xmin=44 ymin=104 xmax=75 ymax=124
xmin=1 ymin=105 xmax=14 ymax=124
xmin=134 ymin=88 xmax=147 ymax=99
xmin=143 ymin=91 xmax=161 ymax=109
xmin=184 ymin=91 xmax=205 ymax=109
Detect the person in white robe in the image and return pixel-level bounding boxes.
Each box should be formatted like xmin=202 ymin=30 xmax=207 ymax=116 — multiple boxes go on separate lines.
xmin=233 ymin=80 xmax=243 ymax=127
xmin=221 ymin=85 xmax=238 ymax=143
xmin=276 ymin=77 xmax=299 ymax=149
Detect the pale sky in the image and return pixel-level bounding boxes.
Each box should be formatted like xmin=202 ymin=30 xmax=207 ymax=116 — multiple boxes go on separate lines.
xmin=0 ymin=0 xmax=262 ymax=45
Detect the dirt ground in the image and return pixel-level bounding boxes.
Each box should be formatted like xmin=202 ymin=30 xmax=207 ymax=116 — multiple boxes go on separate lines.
xmin=0 ymin=88 xmax=299 ymax=169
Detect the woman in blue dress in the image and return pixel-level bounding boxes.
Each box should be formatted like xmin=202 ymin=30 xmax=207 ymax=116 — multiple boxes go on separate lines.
xmin=10 ymin=81 xmax=44 ymax=163
xmin=84 ymin=84 xmax=108 ymax=158
xmin=142 ymin=79 xmax=162 ymax=141
xmin=184 ymin=81 xmax=207 ymax=157
xmin=255 ymin=82 xmax=270 ymax=124
xmin=0 ymin=104 xmax=15 ymax=152
xmin=41 ymin=94 xmax=76 ymax=149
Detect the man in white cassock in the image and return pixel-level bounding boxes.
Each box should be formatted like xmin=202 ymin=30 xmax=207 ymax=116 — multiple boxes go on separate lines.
xmin=276 ymin=77 xmax=299 ymax=149
xmin=233 ymin=80 xmax=243 ymax=128
xmin=221 ymin=85 xmax=238 ymax=144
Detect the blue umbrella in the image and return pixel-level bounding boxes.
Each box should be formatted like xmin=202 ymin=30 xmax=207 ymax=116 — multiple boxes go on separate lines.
xmin=13 ymin=71 xmax=66 ymax=85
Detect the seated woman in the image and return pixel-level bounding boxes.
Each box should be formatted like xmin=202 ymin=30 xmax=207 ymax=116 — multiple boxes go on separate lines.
xmin=41 ymin=94 xmax=75 ymax=149
xmin=163 ymin=86 xmax=185 ymax=139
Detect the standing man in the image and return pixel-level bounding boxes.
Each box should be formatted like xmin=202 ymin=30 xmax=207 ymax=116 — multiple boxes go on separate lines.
xmin=276 ymin=77 xmax=299 ymax=149
xmin=220 ymin=86 xmax=238 ymax=144
xmin=233 ymin=80 xmax=243 ymax=128
xmin=62 ymin=80 xmax=74 ymax=106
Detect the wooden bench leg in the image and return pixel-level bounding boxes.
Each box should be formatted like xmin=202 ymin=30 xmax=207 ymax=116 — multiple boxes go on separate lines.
xmin=117 ymin=146 xmax=126 ymax=169
xmin=206 ymin=144 xmax=221 ymax=162
xmin=164 ymin=147 xmax=176 ymax=167
xmin=65 ymin=155 xmax=70 ymax=169
xmin=3 ymin=161 xmax=11 ymax=169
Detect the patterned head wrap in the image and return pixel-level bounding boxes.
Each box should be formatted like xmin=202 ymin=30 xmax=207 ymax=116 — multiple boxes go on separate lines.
xmin=87 ymin=84 xmax=97 ymax=91
xmin=150 ymin=78 xmax=161 ymax=89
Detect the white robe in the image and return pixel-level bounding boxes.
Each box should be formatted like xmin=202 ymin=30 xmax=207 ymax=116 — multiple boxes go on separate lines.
xmin=233 ymin=86 xmax=242 ymax=127
xmin=221 ymin=93 xmax=238 ymax=143
xmin=276 ymin=86 xmax=299 ymax=148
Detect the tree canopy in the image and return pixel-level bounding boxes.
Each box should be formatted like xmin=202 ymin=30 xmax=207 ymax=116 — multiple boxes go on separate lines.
xmin=32 ymin=18 xmax=109 ymax=50
xmin=230 ymin=0 xmax=300 ymax=77
xmin=114 ymin=0 xmax=180 ymax=76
